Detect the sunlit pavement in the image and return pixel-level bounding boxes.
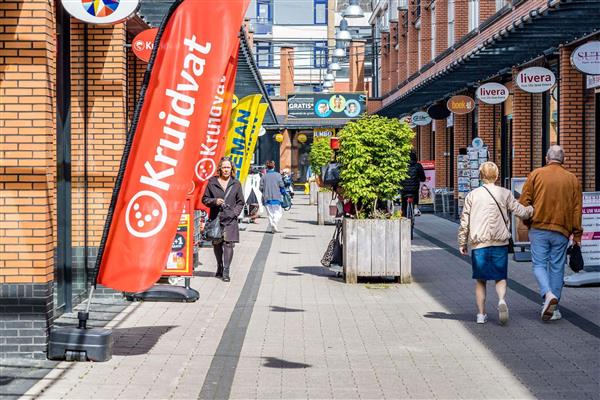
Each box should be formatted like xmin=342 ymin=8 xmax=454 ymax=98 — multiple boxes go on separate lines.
xmin=15 ymin=195 xmax=600 ymax=399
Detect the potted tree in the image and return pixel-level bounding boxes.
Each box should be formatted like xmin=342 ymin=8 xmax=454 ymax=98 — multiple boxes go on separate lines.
xmin=337 ymin=115 xmax=414 ymax=283
xmin=309 ymin=137 xmax=336 ymax=223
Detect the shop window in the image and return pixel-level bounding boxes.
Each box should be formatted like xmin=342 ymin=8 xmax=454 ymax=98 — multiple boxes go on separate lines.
xmin=414 ymin=0 xmax=421 ymax=20
xmin=468 ymin=0 xmax=479 ymax=32
xmin=256 ymin=43 xmax=273 ymax=67
xmin=448 ymin=0 xmax=455 ymax=46
xmin=313 ymin=41 xmax=327 ymax=68
xmin=314 ymin=0 xmax=327 ymax=25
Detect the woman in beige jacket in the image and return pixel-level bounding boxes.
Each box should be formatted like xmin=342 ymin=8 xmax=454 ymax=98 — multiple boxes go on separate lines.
xmin=458 ymin=162 xmax=533 ymax=325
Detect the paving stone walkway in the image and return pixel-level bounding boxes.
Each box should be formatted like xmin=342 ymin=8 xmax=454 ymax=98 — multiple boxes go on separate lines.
xmin=12 ymin=195 xmax=600 ymax=399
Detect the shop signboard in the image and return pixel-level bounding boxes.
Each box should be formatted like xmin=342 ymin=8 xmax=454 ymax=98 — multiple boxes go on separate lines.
xmin=516 ymin=67 xmax=556 ymax=93
xmin=163 ymin=209 xmax=193 ymax=276
xmin=419 ymin=160 xmax=435 ymax=205
xmin=510 ymin=178 xmax=530 ymax=246
xmin=447 ymin=95 xmax=475 ymax=114
xmin=287 ymin=93 xmax=367 ymax=119
xmin=62 ymin=0 xmax=140 ymax=24
xmin=571 ymin=41 xmax=600 ymax=76
xmin=411 ymin=111 xmax=432 ymax=126
xmin=313 ymin=128 xmax=335 ymax=138
xmin=587 ymin=74 xmax=600 ymax=89
xmin=427 ymin=103 xmax=451 ymax=120
xmin=132 ymin=28 xmax=158 ymax=62
xmin=582 ymin=192 xmax=600 ymax=267
xmin=476 ymin=82 xmax=509 ymax=105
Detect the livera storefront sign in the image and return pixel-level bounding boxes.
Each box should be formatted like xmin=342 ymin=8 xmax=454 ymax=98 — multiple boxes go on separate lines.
xmin=516 ymin=67 xmax=556 ymax=93
xmin=476 ymin=83 xmax=509 ymax=104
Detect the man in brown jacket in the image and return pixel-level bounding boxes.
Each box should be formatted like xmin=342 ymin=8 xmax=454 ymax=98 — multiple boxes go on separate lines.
xmin=520 ymin=145 xmax=583 ymax=322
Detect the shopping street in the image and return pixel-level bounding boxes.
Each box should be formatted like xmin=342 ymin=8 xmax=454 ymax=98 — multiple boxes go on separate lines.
xmin=3 ymin=196 xmax=598 ymax=400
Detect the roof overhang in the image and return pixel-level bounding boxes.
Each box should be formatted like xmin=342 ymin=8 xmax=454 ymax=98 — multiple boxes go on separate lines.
xmin=377 ymin=0 xmax=600 ymax=118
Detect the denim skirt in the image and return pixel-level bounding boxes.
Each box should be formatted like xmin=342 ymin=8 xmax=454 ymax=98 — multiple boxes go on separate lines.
xmin=471 ymin=245 xmax=509 ymax=281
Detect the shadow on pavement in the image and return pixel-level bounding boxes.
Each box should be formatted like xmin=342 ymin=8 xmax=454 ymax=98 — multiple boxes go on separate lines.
xmin=270 ymin=306 xmax=305 ymax=313
xmin=289 ymin=219 xmax=319 ymax=226
xmin=262 ymin=357 xmax=312 ymax=369
xmin=111 ymin=325 xmax=176 ymax=356
xmin=280 ymin=251 xmax=301 ymax=255
xmin=193 ymin=270 xmax=216 ymax=277
xmin=412 ymin=229 xmax=600 ymax=399
xmin=276 ymin=271 xmax=302 ymax=276
xmin=294 ymin=266 xmax=345 ymax=282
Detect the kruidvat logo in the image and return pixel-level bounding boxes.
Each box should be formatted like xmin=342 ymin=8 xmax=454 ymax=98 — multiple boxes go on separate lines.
xmin=195 ymin=158 xmax=217 ymax=182
xmin=134 ymin=40 xmax=146 ymax=52
xmin=125 ymin=190 xmax=167 ymax=238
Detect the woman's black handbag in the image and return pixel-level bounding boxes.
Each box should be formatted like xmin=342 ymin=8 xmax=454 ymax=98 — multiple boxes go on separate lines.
xmin=321 ymin=162 xmax=341 ymax=186
xmin=204 ymin=186 xmax=233 ymax=241
xmin=482 ymin=186 xmax=515 ymax=254
xmin=321 ymin=220 xmax=343 ymax=267
xmin=567 ymin=243 xmax=584 ymax=273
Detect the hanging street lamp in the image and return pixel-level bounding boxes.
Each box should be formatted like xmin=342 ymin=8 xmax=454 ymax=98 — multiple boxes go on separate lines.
xmin=343 ymin=0 xmax=364 ymax=18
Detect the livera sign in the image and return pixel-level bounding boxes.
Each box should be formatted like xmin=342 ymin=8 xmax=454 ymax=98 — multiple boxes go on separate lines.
xmin=516 ymin=67 xmax=555 ymax=93
xmin=476 ymin=82 xmax=509 ymax=105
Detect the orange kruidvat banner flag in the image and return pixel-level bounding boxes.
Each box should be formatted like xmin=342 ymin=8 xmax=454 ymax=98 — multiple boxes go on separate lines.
xmin=191 ymin=41 xmax=240 ymax=211
xmin=95 ymin=0 xmax=249 ymax=292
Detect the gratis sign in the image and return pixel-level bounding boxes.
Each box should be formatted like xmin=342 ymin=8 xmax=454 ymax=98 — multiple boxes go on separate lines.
xmin=287 ymin=93 xmax=367 ymax=119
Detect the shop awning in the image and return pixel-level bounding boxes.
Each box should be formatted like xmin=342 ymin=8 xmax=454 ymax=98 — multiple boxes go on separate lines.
xmin=135 ymin=0 xmax=277 ymax=125
xmin=378 ymin=0 xmax=600 ymax=117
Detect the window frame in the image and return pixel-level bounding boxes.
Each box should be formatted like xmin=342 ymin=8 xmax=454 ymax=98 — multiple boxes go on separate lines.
xmin=431 ymin=1 xmax=436 ymax=60
xmin=256 ymin=42 xmax=273 ymax=68
xmin=256 ymin=0 xmax=272 ymax=24
xmin=314 ymin=0 xmax=327 ymax=25
xmin=468 ymin=0 xmax=479 ymax=32
xmin=313 ymin=41 xmax=328 ymax=68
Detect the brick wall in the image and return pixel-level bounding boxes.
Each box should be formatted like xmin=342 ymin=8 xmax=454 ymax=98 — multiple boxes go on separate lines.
xmin=381 ymin=32 xmax=390 ymax=95
xmin=419 ymin=2 xmax=431 ymax=69
xmin=0 ymin=0 xmax=56 ymax=359
xmin=559 ymin=46 xmax=584 ymax=183
xmin=349 ymin=40 xmax=365 ymax=92
xmin=434 ymin=119 xmax=448 ymax=187
xmin=389 ymin=21 xmax=399 ymax=90
xmin=480 ymin=0 xmax=496 ymax=22
xmin=477 ymin=100 xmax=502 ymax=166
xmin=454 ymin=0 xmax=469 ymax=42
xmin=419 ymin=123 xmax=432 ymax=160
xmin=407 ymin=1 xmax=419 ymax=77
xmin=434 ymin=0 xmax=448 ymax=57
xmin=512 ymin=67 xmax=543 ymax=178
xmin=0 ymin=0 xmax=56 ymax=286
xmin=398 ymin=10 xmax=408 ymax=83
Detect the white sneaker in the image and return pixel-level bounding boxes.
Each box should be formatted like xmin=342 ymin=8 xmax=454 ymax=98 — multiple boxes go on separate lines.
xmin=550 ymin=309 xmax=562 ymax=321
xmin=541 ymin=292 xmax=558 ymax=321
xmin=476 ymin=314 xmax=488 ymax=324
xmin=414 ymin=206 xmax=422 ymax=217
xmin=498 ymin=300 xmax=509 ymax=325
xmin=272 ymin=225 xmax=280 ymax=233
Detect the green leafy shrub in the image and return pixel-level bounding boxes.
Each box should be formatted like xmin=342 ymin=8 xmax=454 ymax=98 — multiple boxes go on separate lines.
xmin=309 ymin=137 xmax=334 ymax=175
xmin=337 ymin=115 xmax=414 ymax=218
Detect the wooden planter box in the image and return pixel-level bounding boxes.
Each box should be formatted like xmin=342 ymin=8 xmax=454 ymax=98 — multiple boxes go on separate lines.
xmin=343 ymin=218 xmax=411 ymax=284
xmin=317 ymin=191 xmax=336 ymax=225
xmin=309 ymin=182 xmax=319 ymax=205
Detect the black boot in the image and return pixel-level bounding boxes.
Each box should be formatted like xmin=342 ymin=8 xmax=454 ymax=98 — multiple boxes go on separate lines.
xmin=215 ymin=265 xmax=223 ymax=278
xmin=222 ymin=242 xmax=234 ymax=282
xmin=213 ymin=242 xmax=224 ymax=278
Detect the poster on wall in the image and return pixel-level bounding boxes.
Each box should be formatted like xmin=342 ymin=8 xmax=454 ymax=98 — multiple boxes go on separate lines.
xmin=287 ymin=93 xmax=367 ymax=119
xmin=511 ymin=177 xmax=530 ymax=246
xmin=163 ymin=213 xmax=193 ymax=276
xmin=582 ymin=192 xmax=600 ymax=267
xmin=419 ymin=161 xmax=435 ymax=205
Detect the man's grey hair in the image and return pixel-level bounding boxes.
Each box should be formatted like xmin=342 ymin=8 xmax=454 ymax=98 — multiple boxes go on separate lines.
xmin=546 ymin=145 xmax=564 ymax=164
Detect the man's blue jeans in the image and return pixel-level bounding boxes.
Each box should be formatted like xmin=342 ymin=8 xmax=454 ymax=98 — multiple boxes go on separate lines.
xmin=529 ymin=228 xmax=569 ymax=300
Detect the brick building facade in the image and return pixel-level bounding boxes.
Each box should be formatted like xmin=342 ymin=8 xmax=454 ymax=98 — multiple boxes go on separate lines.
xmin=0 ymin=0 xmax=274 ymax=359
xmin=370 ymin=0 xmax=600 ymax=210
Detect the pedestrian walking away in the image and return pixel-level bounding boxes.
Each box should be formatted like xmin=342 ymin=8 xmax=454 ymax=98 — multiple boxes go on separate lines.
xmin=519 ymin=145 xmax=583 ymax=321
xmin=260 ymin=160 xmax=285 ymax=233
xmin=202 ymin=157 xmax=245 ymax=282
xmin=400 ymin=151 xmax=426 ymax=217
xmin=458 ymin=162 xmax=533 ymax=325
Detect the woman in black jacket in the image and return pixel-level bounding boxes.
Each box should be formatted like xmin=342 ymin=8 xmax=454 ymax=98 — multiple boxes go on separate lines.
xmin=202 ymin=157 xmax=245 ymax=282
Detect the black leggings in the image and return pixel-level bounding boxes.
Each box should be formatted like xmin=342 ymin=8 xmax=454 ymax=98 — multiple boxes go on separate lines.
xmin=213 ymin=240 xmax=234 ymax=277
